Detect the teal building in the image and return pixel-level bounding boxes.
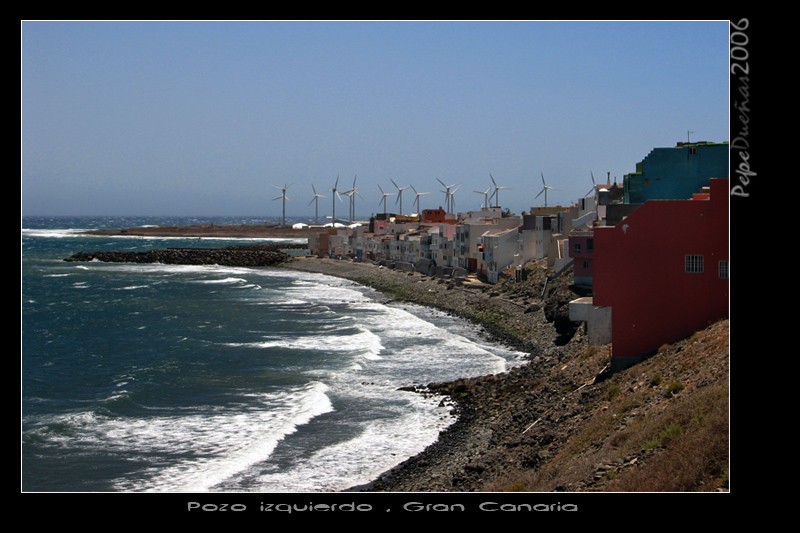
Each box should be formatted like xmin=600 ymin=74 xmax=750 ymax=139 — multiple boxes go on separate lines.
xmin=623 ymin=141 xmax=729 ymax=203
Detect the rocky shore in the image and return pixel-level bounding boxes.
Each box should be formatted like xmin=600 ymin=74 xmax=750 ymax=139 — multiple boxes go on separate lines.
xmin=64 ymin=244 xmax=294 ymax=267
xmin=281 ymin=257 xmax=729 ymax=492
xmin=58 ymin=243 xmax=728 ymax=492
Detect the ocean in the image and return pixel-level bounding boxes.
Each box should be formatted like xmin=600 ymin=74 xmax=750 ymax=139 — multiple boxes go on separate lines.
xmin=21 ymin=216 xmax=526 ymax=493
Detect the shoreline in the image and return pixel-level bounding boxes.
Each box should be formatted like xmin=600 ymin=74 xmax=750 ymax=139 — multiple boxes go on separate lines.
xmin=278 ymin=257 xmax=582 ymax=492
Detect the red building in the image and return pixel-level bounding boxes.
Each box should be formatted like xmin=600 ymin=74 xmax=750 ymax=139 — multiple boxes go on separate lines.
xmin=568 ymin=231 xmax=595 ymax=286
xmin=592 ymin=178 xmax=729 ymax=369
xmin=421 ymin=208 xmax=451 ymax=223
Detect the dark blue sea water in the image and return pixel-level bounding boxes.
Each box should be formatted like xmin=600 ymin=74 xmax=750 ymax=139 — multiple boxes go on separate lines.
xmin=21 ymin=216 xmax=526 ymax=492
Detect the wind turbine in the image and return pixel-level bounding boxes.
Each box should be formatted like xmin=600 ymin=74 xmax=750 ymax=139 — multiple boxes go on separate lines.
xmin=377 ymin=185 xmax=394 ymax=215
xmin=584 ymin=171 xmax=598 ymax=198
xmin=437 ymin=178 xmax=461 ymax=214
xmin=390 ymin=179 xmax=410 ymax=215
xmin=343 ymin=174 xmax=363 ymax=223
xmin=330 ymin=174 xmax=343 ymax=225
xmin=474 ymin=187 xmax=491 ymax=209
xmin=272 ymin=183 xmax=291 ymax=226
xmin=489 ymin=173 xmax=509 ymax=208
xmin=411 ymin=185 xmax=429 ymax=213
xmin=308 ymin=185 xmax=325 ymax=225
xmin=535 ymin=173 xmax=558 ymax=207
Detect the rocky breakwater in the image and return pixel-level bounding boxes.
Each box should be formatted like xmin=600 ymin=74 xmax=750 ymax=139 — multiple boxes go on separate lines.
xmin=64 ymin=244 xmax=295 ymax=267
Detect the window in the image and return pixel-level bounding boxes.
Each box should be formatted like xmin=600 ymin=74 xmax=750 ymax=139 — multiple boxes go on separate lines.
xmin=587 ymin=238 xmax=594 ymax=252
xmin=719 ymin=260 xmax=729 ymax=279
xmin=583 ymin=260 xmax=589 ymax=269
xmin=685 ymin=255 xmax=704 ymax=274
xmin=574 ymin=243 xmax=582 ymax=254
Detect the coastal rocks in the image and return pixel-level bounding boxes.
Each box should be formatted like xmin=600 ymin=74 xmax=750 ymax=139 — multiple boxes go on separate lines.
xmin=64 ymin=244 xmax=293 ymax=267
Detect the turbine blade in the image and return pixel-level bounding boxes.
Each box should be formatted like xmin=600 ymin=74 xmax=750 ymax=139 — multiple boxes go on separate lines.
xmin=541 ymin=172 xmax=546 ymax=186
xmin=490 ymin=173 xmax=497 ymax=187
xmin=436 ymin=177 xmax=447 ymax=188
xmin=535 ymin=189 xmax=544 ymax=199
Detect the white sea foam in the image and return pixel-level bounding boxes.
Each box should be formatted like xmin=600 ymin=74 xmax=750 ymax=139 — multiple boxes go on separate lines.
xmin=45 ymin=273 xmax=71 ymax=278
xmin=116 ymin=285 xmax=150 ymax=291
xmin=191 ymin=277 xmax=249 ymax=285
xmin=25 ymin=382 xmax=334 ymax=492
xmin=223 ymin=326 xmax=384 ymax=359
xmin=21 ymin=228 xmax=89 ymax=238
xmin=251 ymin=389 xmax=454 ymax=492
xmin=21 ymin=228 xmax=306 ymax=245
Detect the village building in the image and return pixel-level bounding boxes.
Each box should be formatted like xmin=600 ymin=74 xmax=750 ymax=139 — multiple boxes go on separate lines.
xmin=571 ymin=178 xmax=729 ymax=370
xmin=623 ymin=141 xmax=729 ymax=204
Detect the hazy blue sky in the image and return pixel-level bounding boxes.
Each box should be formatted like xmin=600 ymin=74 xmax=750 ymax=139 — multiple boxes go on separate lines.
xmin=22 ymin=21 xmax=729 ymax=218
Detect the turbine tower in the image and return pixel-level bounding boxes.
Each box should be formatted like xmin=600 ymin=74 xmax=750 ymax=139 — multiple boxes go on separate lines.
xmin=535 ymin=173 xmax=559 ymax=207
xmin=308 ymin=185 xmax=325 ymax=225
xmin=474 ymin=187 xmax=491 ymax=209
xmin=390 ymin=179 xmax=410 ymax=215
xmin=377 ymin=185 xmax=394 ymax=215
xmin=345 ymin=174 xmax=363 ymax=223
xmin=489 ymin=173 xmax=509 ymax=208
xmin=272 ymin=183 xmax=291 ymax=226
xmin=411 ymin=185 xmax=429 ymax=213
xmin=436 ymin=178 xmax=461 ymax=214
xmin=330 ymin=174 xmax=343 ymax=225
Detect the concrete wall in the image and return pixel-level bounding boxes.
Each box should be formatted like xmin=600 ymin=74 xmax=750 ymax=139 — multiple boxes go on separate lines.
xmin=569 ymin=297 xmax=612 ymax=345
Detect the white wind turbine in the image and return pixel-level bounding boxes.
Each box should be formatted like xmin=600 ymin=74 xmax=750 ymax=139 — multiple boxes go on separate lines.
xmin=377 ymin=185 xmax=394 ymax=215
xmin=330 ymin=174 xmax=343 ymax=225
xmin=411 ymin=185 xmax=429 ymax=213
xmin=308 ymin=185 xmax=325 ymax=225
xmin=489 ymin=173 xmax=510 ymax=208
xmin=474 ymin=187 xmax=491 ymax=209
xmin=535 ymin=172 xmax=559 ymax=207
xmin=584 ymin=171 xmax=598 ymax=198
xmin=390 ymin=179 xmax=410 ymax=216
xmin=437 ymin=178 xmax=461 ymax=214
xmin=272 ymin=183 xmax=291 ymax=226
xmin=343 ymin=174 xmax=363 ymax=223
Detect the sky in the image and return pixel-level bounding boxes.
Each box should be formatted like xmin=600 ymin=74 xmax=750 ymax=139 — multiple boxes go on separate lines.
xmin=21 ymin=21 xmax=730 ymax=218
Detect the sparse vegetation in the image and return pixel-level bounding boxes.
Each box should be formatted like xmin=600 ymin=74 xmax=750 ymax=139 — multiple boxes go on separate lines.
xmin=606 ymin=384 xmax=621 ymax=401
xmin=649 ymin=372 xmax=662 ymax=387
xmin=666 ymin=380 xmax=684 ymax=397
